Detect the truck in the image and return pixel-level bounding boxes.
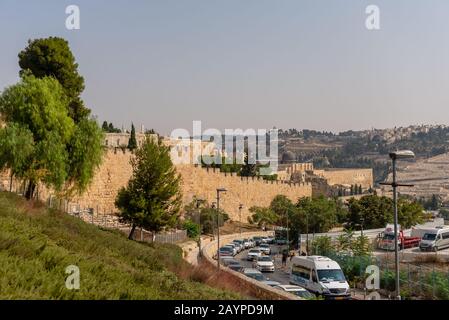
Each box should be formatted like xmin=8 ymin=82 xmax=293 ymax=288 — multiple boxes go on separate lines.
xmin=377 ymin=224 xmax=421 ymax=251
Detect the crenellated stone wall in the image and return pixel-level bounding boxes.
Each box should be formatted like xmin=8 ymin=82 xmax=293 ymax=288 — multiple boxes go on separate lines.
xmin=176 ymin=165 xmax=312 ymax=222
xmin=313 ymin=168 xmax=373 ymax=189
xmin=1 ymin=149 xmax=312 ymax=222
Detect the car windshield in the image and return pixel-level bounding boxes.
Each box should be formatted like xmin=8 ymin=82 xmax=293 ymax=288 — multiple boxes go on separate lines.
xmin=220 ymin=247 xmax=232 ymax=252
xmin=423 ymin=233 xmax=437 ymax=240
xmin=258 ymin=256 xmax=272 ymax=262
xmin=260 ymin=244 xmax=269 ymax=247
xmin=227 ymin=260 xmax=240 ymax=265
xmin=249 ymin=249 xmax=260 ymax=253
xmin=317 ymin=269 xmax=346 ymax=282
xmin=294 ymin=290 xmax=315 ymax=299
xmin=383 ymin=234 xmax=395 ymax=240
xmin=247 ymin=273 xmax=265 ymax=281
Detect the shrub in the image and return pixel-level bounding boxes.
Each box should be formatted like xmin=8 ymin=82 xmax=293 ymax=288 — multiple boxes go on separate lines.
xmin=182 ymin=219 xmax=200 ymax=239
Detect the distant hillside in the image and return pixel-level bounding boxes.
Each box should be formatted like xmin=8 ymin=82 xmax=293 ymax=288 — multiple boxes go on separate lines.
xmin=0 ymin=192 xmax=238 ymax=299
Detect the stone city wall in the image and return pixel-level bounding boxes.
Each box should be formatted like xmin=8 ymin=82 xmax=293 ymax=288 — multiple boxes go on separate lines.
xmin=1 ymin=149 xmax=312 ymax=221
xmin=314 ymin=168 xmax=373 ymax=189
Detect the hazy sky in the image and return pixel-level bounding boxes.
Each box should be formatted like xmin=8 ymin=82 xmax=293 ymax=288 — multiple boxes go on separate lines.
xmin=1 ymin=0 xmax=449 ymax=135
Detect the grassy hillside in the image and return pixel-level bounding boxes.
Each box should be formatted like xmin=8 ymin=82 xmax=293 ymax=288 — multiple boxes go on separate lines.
xmin=0 ymin=192 xmax=239 ymax=299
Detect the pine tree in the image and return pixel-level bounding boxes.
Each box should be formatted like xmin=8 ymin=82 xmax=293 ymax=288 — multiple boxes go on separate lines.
xmin=128 ymin=123 xmax=137 ymax=150
xmin=115 ymin=137 xmax=182 ymax=239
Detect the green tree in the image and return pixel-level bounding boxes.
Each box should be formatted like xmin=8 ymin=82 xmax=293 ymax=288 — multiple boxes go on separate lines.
xmin=115 ymin=137 xmax=182 ymax=239
xmin=128 ymin=123 xmax=138 ymax=150
xmin=182 ymin=219 xmax=200 ymax=239
xmin=0 ymin=75 xmax=75 ymax=199
xmin=346 ymin=195 xmax=425 ymax=230
xmin=240 ymin=149 xmax=257 ymax=177
xmin=248 ymin=206 xmax=277 ymax=228
xmin=102 ymin=121 xmax=109 ymax=131
xmin=0 ymin=123 xmax=35 ymax=191
xmin=18 ymin=37 xmax=89 ymax=122
xmin=311 ymin=236 xmax=333 ymax=256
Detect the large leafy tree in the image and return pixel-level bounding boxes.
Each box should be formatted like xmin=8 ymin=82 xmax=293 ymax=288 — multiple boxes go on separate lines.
xmin=0 ymin=123 xmax=35 ymax=191
xmin=0 ymin=74 xmax=104 ymax=199
xmin=248 ymin=206 xmax=277 ymax=228
xmin=115 ymin=137 xmax=182 ymax=239
xmin=18 ymin=37 xmax=89 ymax=122
xmin=346 ymin=195 xmax=425 ymax=229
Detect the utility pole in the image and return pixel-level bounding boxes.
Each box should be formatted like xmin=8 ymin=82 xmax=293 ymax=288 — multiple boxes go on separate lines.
xmin=216 ymin=188 xmax=227 ymax=270
xmin=380 ymin=150 xmax=415 ymax=300
xmin=239 ymin=204 xmax=243 ymax=237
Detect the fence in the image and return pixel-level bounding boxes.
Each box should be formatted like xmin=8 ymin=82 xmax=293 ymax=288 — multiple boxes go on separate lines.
xmin=1 ymin=187 xmax=188 ymax=245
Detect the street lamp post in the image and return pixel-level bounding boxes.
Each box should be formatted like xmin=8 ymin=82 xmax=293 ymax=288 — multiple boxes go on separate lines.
xmin=380 ymin=150 xmax=415 ymax=300
xmin=286 ymin=209 xmax=289 ymax=254
xmin=238 ymin=204 xmax=243 ymax=237
xmin=216 ymin=188 xmax=227 ymax=270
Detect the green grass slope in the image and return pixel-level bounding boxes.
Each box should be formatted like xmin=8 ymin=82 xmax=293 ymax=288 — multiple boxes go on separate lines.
xmin=0 ymin=192 xmax=239 ymax=299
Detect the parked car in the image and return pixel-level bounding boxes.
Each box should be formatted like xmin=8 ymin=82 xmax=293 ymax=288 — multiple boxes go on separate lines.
xmin=222 ymin=258 xmax=244 ymax=272
xmin=224 ymin=244 xmax=238 ymax=255
xmin=274 ymin=285 xmax=316 ymax=299
xmin=259 ymin=243 xmax=271 ymax=255
xmin=261 ymin=280 xmax=281 ymax=287
xmin=266 ymin=236 xmax=275 ymax=244
xmin=232 ymin=240 xmax=244 ymax=252
xmin=253 ymin=256 xmax=275 ymax=272
xmin=216 ymin=246 xmax=234 ymax=258
xmin=253 ymin=236 xmax=262 ymax=246
xmin=222 ymin=258 xmax=239 ymax=266
xmin=220 ymin=256 xmax=235 ymax=264
xmin=247 ymin=248 xmax=263 ymax=261
xmin=260 ymin=236 xmax=269 ymax=244
xmin=242 ymin=268 xmax=266 ymax=281
xmin=242 ymin=238 xmax=252 ymax=249
xmin=228 ymin=263 xmax=244 ymax=272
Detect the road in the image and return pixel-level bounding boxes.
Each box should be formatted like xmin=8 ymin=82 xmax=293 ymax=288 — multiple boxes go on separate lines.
xmin=234 ymin=243 xmax=292 ymax=285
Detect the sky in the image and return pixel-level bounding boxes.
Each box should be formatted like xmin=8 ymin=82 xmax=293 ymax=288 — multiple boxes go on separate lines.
xmin=1 ymin=0 xmax=449 ymax=135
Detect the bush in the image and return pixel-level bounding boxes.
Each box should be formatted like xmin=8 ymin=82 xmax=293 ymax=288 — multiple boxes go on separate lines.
xmin=182 ymin=219 xmax=200 ymax=239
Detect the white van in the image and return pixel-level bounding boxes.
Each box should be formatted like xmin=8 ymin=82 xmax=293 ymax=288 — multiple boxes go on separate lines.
xmin=289 ymin=256 xmax=350 ymax=299
xmin=419 ymin=226 xmax=449 ymax=252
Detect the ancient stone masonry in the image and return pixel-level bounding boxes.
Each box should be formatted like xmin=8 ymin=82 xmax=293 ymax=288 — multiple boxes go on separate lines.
xmin=1 ymin=148 xmax=312 ymax=222
xmin=176 ymin=165 xmax=312 ymax=222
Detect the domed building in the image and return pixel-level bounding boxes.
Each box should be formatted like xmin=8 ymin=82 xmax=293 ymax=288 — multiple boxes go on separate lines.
xmin=281 ymin=151 xmax=297 ymax=164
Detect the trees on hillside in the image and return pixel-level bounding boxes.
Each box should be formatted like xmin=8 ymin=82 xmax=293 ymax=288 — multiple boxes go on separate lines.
xmin=18 ymin=37 xmax=89 ymax=123
xmin=346 ymin=195 xmax=425 ymax=229
xmin=115 ymin=137 xmax=182 ymax=239
xmin=0 ymin=38 xmax=104 ymax=200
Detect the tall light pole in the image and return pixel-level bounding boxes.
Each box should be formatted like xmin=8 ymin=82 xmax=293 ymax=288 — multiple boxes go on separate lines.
xmin=216 ymin=188 xmax=227 ymax=270
xmin=380 ymin=150 xmax=415 ymax=300
xmin=238 ymin=204 xmax=243 ymax=237
xmin=195 ymin=198 xmax=205 ymax=257
xmin=286 ymin=209 xmax=289 ymax=254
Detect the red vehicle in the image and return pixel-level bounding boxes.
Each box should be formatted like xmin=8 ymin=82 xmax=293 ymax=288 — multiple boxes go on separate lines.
xmin=377 ymin=224 xmax=421 ymax=251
